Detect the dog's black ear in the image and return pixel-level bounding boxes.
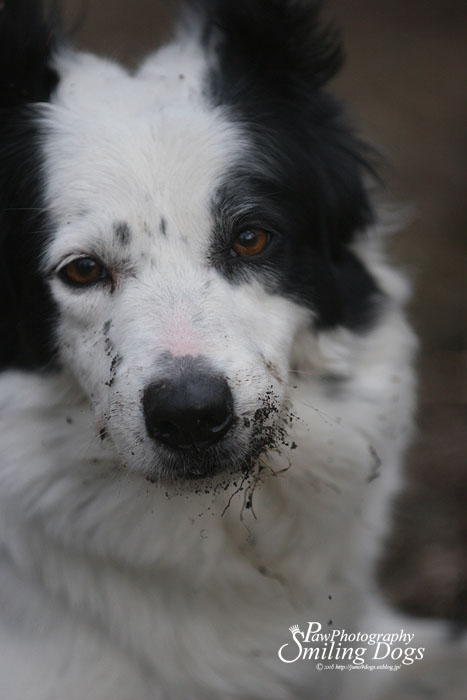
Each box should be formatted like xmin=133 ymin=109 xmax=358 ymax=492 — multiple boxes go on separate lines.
xmin=0 ymin=0 xmax=60 ymax=108
xmin=0 ymin=0 xmax=60 ymax=369
xmin=186 ymin=0 xmax=343 ymax=99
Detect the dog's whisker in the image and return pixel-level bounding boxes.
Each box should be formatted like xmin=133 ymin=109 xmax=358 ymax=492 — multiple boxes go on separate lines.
xmin=288 ymin=368 xmax=320 ymax=377
xmin=0 ymin=206 xmax=49 ymax=213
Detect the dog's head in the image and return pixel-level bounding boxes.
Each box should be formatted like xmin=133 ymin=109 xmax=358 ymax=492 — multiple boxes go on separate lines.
xmin=0 ymin=0 xmax=383 ymax=480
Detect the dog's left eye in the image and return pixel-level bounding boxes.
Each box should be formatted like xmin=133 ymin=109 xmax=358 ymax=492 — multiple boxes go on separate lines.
xmin=59 ymin=257 xmax=108 ymax=287
xmin=232 ymin=229 xmax=270 ymax=256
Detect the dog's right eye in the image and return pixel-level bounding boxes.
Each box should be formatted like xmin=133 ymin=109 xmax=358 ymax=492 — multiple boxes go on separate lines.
xmin=232 ymin=228 xmax=270 ymax=257
xmin=59 ymin=257 xmax=108 ymax=287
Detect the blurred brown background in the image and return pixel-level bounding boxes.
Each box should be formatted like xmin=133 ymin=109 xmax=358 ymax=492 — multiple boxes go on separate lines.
xmin=60 ymin=0 xmax=467 ymax=622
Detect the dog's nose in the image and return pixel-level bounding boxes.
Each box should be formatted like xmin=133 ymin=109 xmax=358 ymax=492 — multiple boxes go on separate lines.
xmin=143 ymin=373 xmax=234 ymax=450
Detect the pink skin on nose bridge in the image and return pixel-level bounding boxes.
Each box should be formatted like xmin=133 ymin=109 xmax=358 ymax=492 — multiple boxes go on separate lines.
xmin=163 ymin=316 xmax=205 ymax=357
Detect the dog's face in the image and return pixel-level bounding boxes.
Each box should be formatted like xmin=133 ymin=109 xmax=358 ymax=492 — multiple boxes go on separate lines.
xmin=1 ymin=1 xmax=382 ymax=481
xmin=43 ymin=68 xmax=304 ymax=478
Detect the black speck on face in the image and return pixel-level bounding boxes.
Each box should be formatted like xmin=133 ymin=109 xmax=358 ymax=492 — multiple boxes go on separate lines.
xmin=110 ymin=353 xmax=122 ymax=376
xmin=102 ymin=319 xmax=112 ymax=335
xmin=262 ymin=356 xmax=283 ymax=384
xmin=104 ymin=337 xmax=113 ymax=355
xmin=159 ymin=217 xmax=167 ymax=236
xmin=114 ymin=221 xmax=131 ymax=246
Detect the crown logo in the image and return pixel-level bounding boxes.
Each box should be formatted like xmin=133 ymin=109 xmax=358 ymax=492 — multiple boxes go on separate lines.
xmin=289 ymin=624 xmax=301 ymax=636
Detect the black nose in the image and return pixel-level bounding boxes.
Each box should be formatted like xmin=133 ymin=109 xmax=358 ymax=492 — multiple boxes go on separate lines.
xmin=143 ymin=373 xmax=234 ymax=450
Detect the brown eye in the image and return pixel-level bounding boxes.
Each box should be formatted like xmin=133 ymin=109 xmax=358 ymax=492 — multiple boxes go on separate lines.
xmin=232 ymin=229 xmax=270 ymax=256
xmin=61 ymin=257 xmax=106 ymax=286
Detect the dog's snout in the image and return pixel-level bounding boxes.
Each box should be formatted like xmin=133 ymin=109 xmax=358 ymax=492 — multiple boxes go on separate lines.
xmin=143 ymin=372 xmax=234 ymax=451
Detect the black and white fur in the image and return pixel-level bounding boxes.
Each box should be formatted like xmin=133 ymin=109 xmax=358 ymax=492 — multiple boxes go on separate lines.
xmin=0 ymin=1 xmax=426 ymax=698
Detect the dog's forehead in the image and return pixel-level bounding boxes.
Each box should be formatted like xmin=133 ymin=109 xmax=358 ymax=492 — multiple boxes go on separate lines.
xmin=43 ymin=45 xmax=243 ymax=252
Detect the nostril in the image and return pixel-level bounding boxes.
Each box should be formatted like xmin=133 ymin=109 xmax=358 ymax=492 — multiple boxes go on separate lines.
xmin=151 ymin=420 xmax=180 ymax=443
xmin=209 ymin=414 xmax=233 ymax=434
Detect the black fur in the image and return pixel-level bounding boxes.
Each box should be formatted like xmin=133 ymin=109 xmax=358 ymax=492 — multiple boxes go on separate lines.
xmin=200 ymin=0 xmax=383 ymax=330
xmin=0 ymin=0 xmax=60 ymax=368
xmin=114 ymin=221 xmax=132 ymax=245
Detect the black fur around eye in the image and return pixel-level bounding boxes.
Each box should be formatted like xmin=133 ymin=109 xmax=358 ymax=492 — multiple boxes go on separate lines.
xmin=59 ymin=257 xmax=109 ymax=287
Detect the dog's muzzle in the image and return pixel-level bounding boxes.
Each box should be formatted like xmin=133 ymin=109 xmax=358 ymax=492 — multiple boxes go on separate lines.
xmin=143 ymin=356 xmax=235 ymax=453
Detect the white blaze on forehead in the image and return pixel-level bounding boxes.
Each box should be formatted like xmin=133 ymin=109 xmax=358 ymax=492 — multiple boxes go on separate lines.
xmin=40 ymin=41 xmax=246 ymax=263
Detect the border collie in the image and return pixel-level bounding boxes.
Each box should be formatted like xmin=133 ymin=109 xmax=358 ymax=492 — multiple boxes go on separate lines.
xmin=0 ymin=1 xmax=422 ymax=698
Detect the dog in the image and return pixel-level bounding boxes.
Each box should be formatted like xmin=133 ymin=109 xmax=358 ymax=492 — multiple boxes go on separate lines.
xmin=0 ymin=1 xmax=424 ymax=698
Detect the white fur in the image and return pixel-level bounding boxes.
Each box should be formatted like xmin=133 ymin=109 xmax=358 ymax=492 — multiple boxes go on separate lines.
xmin=0 ymin=36 xmax=419 ymax=700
